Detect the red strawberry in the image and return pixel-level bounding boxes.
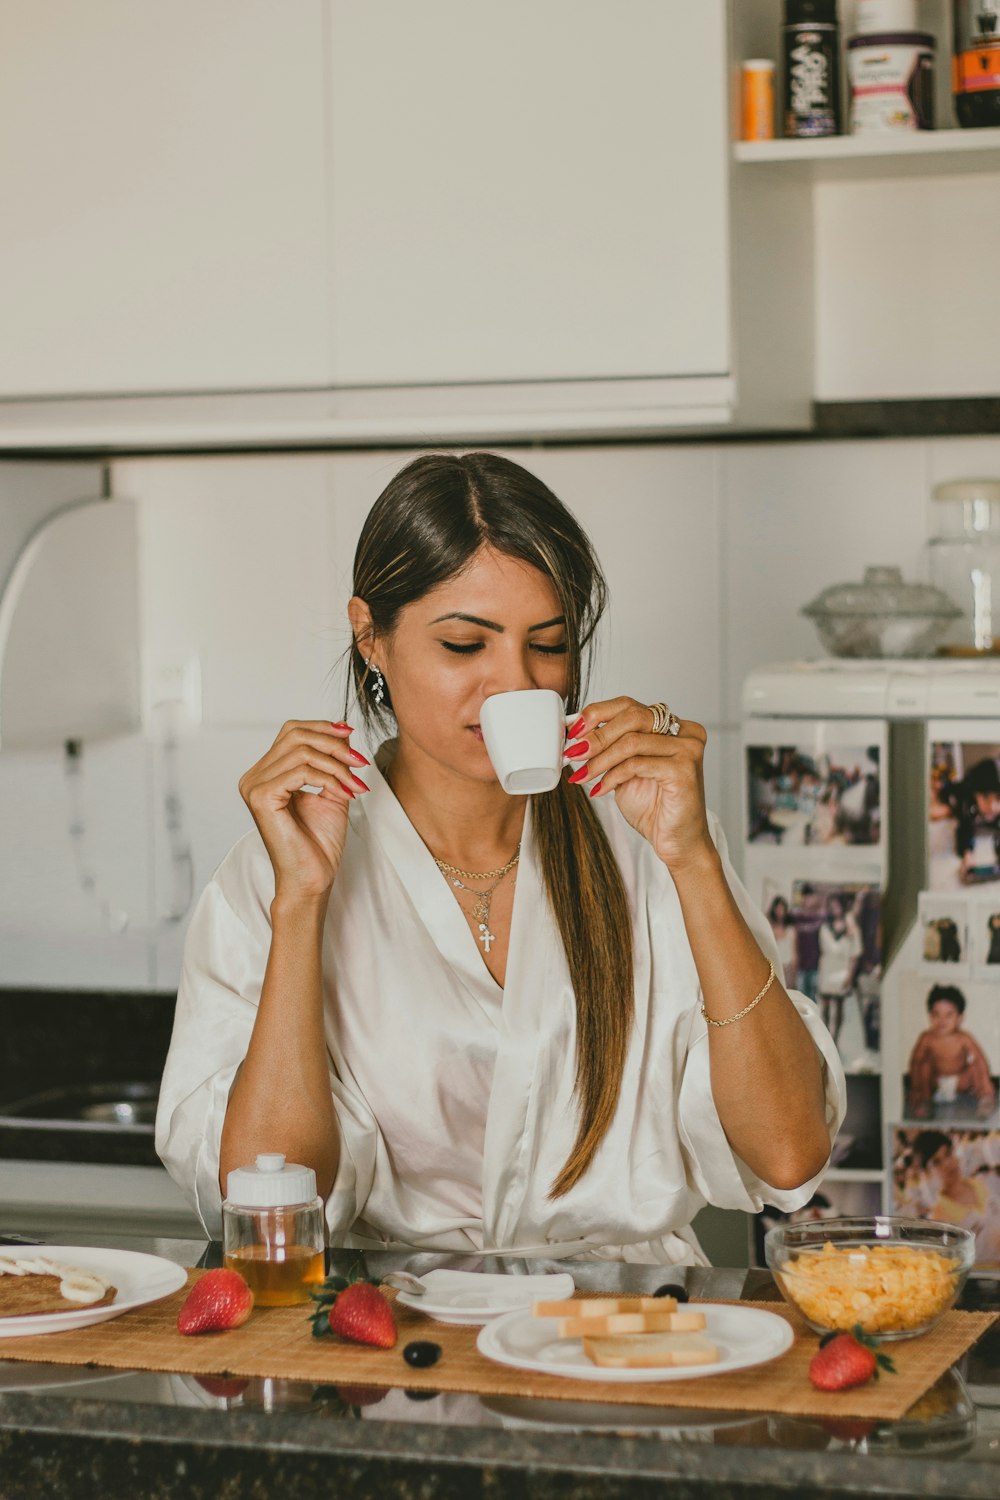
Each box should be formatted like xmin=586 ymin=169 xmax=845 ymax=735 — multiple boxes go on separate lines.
xmin=335 ymin=1384 xmax=388 ymax=1409
xmin=808 ymin=1326 xmax=896 ymax=1392
xmin=177 ymin=1269 xmax=253 ymax=1336
xmin=308 ymin=1271 xmax=397 ymax=1348
xmin=194 ymin=1374 xmax=251 ymax=1400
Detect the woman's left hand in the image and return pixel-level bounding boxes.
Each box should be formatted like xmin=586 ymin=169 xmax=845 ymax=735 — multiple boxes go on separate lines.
xmin=565 ymin=696 xmax=713 ymax=872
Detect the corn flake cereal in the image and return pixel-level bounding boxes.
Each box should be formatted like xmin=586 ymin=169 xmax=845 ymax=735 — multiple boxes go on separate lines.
xmin=777 ymin=1241 xmax=960 ymax=1334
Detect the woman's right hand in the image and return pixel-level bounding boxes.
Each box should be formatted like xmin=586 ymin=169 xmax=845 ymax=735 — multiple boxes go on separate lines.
xmin=238 ymin=721 xmax=369 ymax=902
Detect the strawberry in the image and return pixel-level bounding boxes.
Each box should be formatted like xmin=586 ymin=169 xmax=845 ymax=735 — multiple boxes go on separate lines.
xmin=193 ymin=1374 xmax=251 ymax=1400
xmin=333 ymin=1384 xmax=389 ymax=1409
xmin=177 ymin=1269 xmax=253 ymax=1336
xmin=308 ymin=1271 xmax=397 ymax=1349
xmin=808 ymin=1325 xmax=896 ymax=1392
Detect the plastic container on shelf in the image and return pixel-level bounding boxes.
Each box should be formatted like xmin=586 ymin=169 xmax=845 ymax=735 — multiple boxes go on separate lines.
xmin=782 ymin=0 xmax=843 ymax=137
xmin=742 ymin=59 xmax=776 ymax=140
xmin=928 ymin=478 xmax=1000 ymax=654
xmin=222 ymin=1152 xmax=325 ymax=1306
xmin=847 ymin=30 xmax=936 ymax=133
xmin=953 ymin=0 xmax=1000 ymax=128
xmin=855 ymin=0 xmax=919 ymax=32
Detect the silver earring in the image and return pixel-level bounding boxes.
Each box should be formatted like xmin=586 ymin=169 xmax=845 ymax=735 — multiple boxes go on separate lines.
xmin=367 ymin=654 xmax=385 ymax=706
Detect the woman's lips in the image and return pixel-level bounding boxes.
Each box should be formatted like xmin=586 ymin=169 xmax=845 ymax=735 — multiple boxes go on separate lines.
xmin=470 ymin=725 xmax=484 ymax=741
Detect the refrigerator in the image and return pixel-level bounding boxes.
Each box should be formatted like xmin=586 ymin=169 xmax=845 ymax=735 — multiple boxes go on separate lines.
xmin=742 ymin=658 xmax=1000 ymax=1271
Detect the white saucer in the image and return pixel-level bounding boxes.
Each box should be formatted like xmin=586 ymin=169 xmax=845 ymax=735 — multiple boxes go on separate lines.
xmin=395 ymin=1269 xmax=575 ymax=1325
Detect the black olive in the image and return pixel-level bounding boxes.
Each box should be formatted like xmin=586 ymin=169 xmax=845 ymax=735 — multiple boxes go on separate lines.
xmin=653 ymin=1283 xmax=689 ymax=1302
xmin=404 ymin=1388 xmax=439 ymax=1401
xmin=403 ymin=1340 xmax=442 ymax=1368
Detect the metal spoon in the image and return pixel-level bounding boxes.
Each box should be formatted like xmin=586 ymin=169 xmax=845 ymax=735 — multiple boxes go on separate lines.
xmin=381 ymin=1270 xmax=427 ymax=1296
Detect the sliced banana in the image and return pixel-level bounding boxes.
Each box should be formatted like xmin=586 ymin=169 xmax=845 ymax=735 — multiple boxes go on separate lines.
xmin=16 ymin=1256 xmax=62 ymax=1275
xmin=59 ymin=1272 xmax=108 ymax=1304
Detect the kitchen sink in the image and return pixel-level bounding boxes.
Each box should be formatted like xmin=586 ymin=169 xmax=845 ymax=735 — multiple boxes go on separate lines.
xmin=0 ymin=1081 xmax=158 ymax=1133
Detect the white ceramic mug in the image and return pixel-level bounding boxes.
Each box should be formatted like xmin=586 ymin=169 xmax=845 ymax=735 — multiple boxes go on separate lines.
xmin=479 ymin=689 xmax=566 ymax=795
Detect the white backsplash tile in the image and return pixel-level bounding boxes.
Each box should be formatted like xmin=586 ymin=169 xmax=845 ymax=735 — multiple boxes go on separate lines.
xmin=0 ymin=435 xmax=961 ymax=988
xmin=719 ymin=438 xmax=929 ymax=722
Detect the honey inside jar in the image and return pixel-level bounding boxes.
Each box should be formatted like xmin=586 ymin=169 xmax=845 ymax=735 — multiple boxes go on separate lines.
xmin=223 ymin=1244 xmax=325 ymax=1306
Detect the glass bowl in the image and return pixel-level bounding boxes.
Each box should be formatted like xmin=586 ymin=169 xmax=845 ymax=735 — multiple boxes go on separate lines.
xmin=801 ymin=566 xmax=961 ymax=659
xmin=764 ymin=1217 xmax=975 ymax=1340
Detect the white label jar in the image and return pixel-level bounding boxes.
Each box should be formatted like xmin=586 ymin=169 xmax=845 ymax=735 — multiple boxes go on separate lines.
xmin=848 ymin=31 xmax=935 ymax=132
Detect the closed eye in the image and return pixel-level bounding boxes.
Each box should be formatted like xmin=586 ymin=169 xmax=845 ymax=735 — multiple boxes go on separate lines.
xmin=440 ymin=640 xmax=567 ymax=655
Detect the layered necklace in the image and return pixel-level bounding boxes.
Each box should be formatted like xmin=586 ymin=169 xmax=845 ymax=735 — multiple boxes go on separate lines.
xmin=433 ymin=845 xmax=521 ymax=954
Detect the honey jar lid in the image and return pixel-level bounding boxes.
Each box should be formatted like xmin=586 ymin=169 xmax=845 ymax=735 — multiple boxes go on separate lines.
xmin=225 ymin=1152 xmax=318 ymax=1208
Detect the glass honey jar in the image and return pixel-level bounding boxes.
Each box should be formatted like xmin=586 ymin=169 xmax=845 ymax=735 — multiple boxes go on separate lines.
xmin=222 ymin=1152 xmax=325 ymax=1306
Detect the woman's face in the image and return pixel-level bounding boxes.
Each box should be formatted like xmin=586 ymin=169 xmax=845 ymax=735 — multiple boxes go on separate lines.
xmin=377 ymin=546 xmax=571 ymax=783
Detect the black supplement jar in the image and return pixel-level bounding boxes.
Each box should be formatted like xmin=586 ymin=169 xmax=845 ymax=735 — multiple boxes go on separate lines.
xmin=783 ymin=0 xmax=843 ymax=136
xmin=953 ymin=1 xmax=1000 ymax=126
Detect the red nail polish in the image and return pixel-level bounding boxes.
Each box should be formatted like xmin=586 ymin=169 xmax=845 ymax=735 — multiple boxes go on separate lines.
xmin=589 ymin=781 xmax=603 ymax=797
xmin=568 ymin=765 xmax=589 ymax=784
xmin=567 ymin=716 xmax=586 ymax=739
xmin=565 ymin=739 xmax=590 ymax=759
xmin=349 ymin=749 xmax=370 ymax=765
xmin=350 ymin=773 xmax=370 ymax=792
xmin=330 ymin=721 xmax=353 ymax=732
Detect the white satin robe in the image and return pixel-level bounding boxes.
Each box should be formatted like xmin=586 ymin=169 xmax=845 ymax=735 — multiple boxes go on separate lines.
xmin=156 ymin=750 xmax=845 ymax=1264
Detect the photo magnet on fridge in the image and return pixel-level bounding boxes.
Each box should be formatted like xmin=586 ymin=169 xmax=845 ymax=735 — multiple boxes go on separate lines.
xmin=918 ymin=891 xmax=971 ymax=979
xmin=899 ymin=970 xmax=999 ymax=1125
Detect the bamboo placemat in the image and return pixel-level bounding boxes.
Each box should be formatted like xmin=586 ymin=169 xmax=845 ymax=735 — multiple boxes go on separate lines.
xmin=0 ymin=1273 xmax=994 ymax=1421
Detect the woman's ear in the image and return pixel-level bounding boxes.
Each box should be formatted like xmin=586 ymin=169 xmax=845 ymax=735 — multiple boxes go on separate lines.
xmin=347 ymin=596 xmax=375 ymax=655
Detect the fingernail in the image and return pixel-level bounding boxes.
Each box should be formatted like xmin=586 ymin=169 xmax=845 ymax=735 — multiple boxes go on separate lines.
xmin=567 ymin=716 xmax=586 ymax=739
xmin=331 ymin=721 xmax=353 ymax=732
xmin=568 ymin=765 xmax=589 ymax=784
xmin=589 ymin=780 xmax=603 ymax=798
xmin=350 ymin=773 xmax=370 ymax=792
xmin=349 ymin=749 xmax=370 ymax=765
xmin=565 ymin=740 xmax=590 ymax=759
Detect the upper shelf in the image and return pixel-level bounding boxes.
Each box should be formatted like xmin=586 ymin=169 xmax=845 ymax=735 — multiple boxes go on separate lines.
xmin=734 ymin=126 xmax=1000 ymax=181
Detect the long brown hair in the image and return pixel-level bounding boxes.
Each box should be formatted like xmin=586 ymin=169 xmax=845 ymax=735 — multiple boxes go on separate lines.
xmin=349 ymin=453 xmax=634 ymax=1196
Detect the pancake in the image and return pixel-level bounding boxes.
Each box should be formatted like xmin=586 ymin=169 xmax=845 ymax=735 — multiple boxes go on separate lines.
xmin=0 ymin=1272 xmax=117 ymax=1319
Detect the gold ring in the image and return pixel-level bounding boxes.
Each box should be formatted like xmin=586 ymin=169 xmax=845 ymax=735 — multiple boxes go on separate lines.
xmin=649 ymin=702 xmax=669 ymax=734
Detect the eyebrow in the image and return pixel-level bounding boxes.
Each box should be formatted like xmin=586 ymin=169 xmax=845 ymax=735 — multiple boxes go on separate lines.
xmin=430 ymin=612 xmax=565 ymax=633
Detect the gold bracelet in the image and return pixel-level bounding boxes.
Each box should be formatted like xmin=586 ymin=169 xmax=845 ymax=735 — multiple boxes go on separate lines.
xmin=700 ymin=962 xmax=776 ymax=1029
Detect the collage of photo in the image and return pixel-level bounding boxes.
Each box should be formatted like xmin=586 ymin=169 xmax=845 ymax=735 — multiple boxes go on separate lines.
xmin=746 ymin=727 xmax=1000 ymax=1273
xmin=883 ymin=735 xmax=1000 ymax=1271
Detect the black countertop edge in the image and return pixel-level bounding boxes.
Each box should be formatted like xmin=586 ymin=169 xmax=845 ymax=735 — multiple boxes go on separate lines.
xmin=0 ymin=397 xmax=995 ymax=462
xmin=814 ymin=397 xmax=1000 ymax=440
xmin=0 ymin=1394 xmax=988 ymax=1500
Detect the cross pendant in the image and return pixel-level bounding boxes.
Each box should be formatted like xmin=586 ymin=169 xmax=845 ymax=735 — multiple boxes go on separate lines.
xmin=478 ymin=922 xmax=495 ymax=954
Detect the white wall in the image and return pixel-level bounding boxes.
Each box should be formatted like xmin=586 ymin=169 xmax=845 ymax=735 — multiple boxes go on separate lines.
xmin=3 ymin=434 xmax=1000 ymax=989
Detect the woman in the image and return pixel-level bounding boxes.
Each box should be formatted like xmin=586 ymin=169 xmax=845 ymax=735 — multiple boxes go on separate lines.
xmin=767 ymin=895 xmax=798 ymax=992
xmin=817 ymin=894 xmax=861 ymax=1048
xmin=157 ymin=453 xmax=843 ymax=1263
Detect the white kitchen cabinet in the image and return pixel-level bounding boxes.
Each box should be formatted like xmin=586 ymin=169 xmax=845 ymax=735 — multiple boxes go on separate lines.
xmin=0 ymin=0 xmax=329 ymax=397
xmin=327 ymin=0 xmax=730 ymax=388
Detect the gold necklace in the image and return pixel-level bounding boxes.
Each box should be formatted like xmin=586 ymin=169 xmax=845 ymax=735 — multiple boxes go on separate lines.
xmin=433 ymin=845 xmax=520 ymax=955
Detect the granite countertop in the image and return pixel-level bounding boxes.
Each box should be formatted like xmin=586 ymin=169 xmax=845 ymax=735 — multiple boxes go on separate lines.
xmin=2 ymin=1232 xmax=1000 ymax=1500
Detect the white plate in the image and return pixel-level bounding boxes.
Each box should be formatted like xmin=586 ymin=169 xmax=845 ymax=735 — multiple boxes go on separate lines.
xmin=476 ymin=1303 xmax=793 ymax=1384
xmin=0 ymin=1245 xmax=188 ymax=1338
xmin=395 ymin=1270 xmax=575 ymax=1325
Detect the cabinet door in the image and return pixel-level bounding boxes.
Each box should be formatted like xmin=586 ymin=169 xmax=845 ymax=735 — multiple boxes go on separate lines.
xmin=327 ymin=0 xmax=730 ymax=387
xmin=0 ymin=1 xmax=329 ymax=396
